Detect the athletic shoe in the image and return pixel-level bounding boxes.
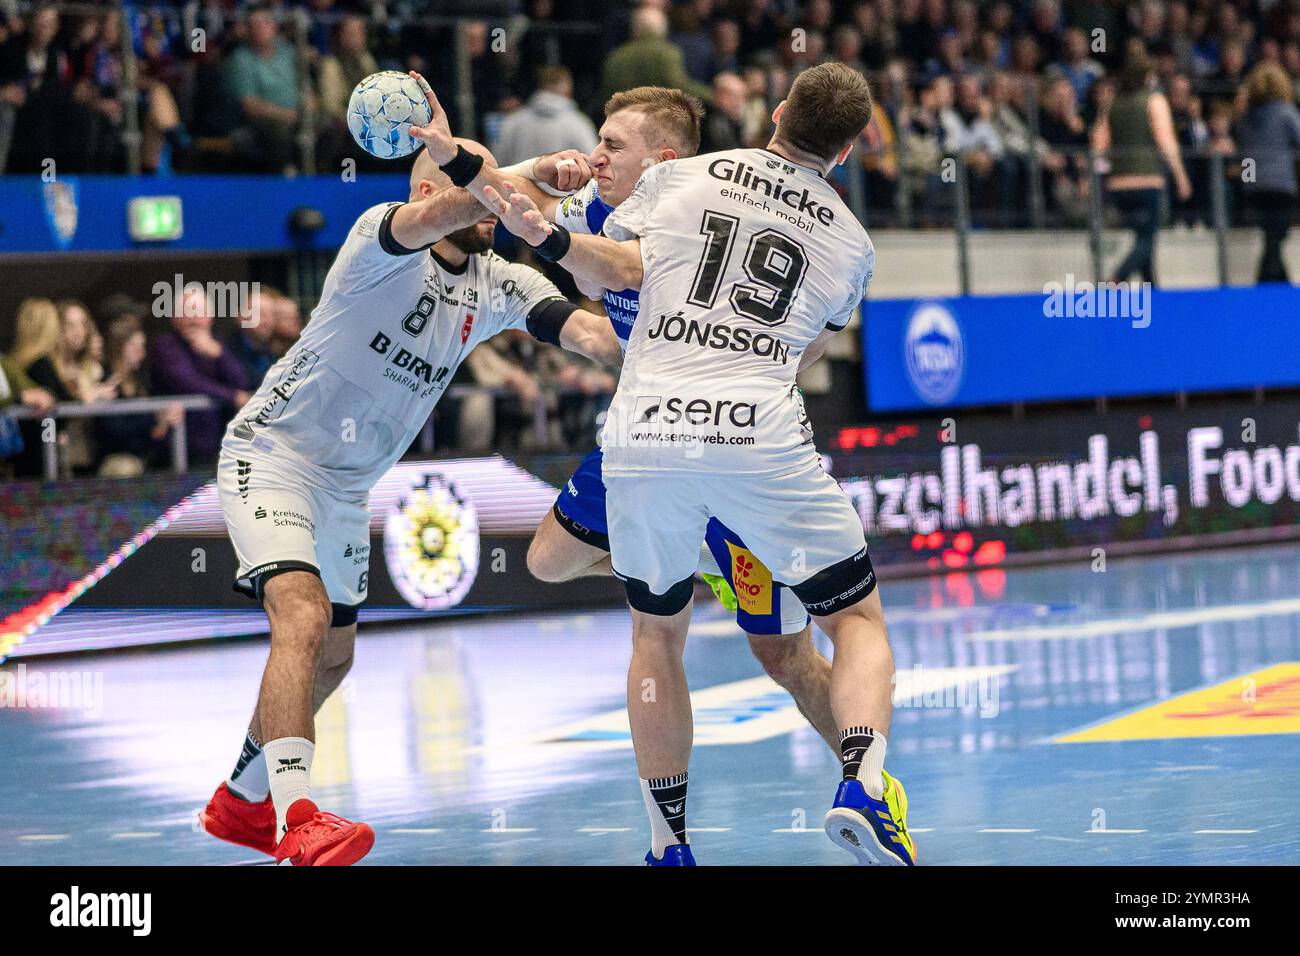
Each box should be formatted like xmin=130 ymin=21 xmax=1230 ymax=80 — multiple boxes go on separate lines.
xmin=273 ymin=799 xmax=375 ymax=866
xmin=824 ymin=769 xmax=917 ymax=866
xmin=645 ymin=843 xmax=697 ymax=866
xmin=701 ymin=571 xmax=738 ymax=612
xmin=198 ymin=782 xmax=276 ymax=855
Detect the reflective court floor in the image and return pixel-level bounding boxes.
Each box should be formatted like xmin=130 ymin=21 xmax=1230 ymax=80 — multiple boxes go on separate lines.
xmin=3 ymin=543 xmax=1299 ymax=865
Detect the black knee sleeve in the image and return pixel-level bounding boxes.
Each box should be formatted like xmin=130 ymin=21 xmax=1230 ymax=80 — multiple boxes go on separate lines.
xmin=617 ymin=572 xmax=694 ymax=616
xmin=330 ymin=602 xmax=361 ymax=628
xmin=790 ymin=547 xmax=877 ymax=616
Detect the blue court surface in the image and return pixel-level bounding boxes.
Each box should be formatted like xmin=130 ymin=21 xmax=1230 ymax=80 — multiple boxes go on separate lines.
xmin=2 ymin=543 xmax=1298 ymax=866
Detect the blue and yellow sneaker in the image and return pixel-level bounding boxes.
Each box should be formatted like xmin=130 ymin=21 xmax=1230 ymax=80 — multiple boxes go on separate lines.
xmin=824 ymin=769 xmax=917 ymax=866
xmin=701 ymin=571 xmax=738 ymax=613
xmin=645 ymin=843 xmax=697 ymax=866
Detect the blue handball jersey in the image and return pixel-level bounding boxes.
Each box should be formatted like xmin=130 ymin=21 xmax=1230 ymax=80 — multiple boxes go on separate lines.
xmin=553 ymin=180 xmax=639 ymax=347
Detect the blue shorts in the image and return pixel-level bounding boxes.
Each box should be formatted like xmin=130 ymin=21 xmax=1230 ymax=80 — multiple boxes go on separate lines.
xmin=552 ymin=448 xmax=811 ymax=636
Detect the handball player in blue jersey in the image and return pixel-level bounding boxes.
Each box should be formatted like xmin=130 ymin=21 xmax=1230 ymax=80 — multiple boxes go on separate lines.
xmin=501 ymin=88 xmax=841 ymax=759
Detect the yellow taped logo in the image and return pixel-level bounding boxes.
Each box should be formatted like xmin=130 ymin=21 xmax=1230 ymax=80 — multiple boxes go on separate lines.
xmin=1056 ymin=662 xmax=1300 ymax=743
xmin=726 ymin=542 xmax=773 ymax=616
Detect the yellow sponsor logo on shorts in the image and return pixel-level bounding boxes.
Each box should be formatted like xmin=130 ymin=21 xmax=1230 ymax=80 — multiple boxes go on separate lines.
xmin=726 ymin=542 xmax=772 ymax=616
xmin=1056 ymin=662 xmax=1300 ymax=743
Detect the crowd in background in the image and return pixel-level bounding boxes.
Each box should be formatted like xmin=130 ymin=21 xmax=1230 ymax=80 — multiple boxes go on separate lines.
xmin=0 ymin=284 xmax=619 ymax=479
xmin=4 ymin=0 xmax=1300 ymax=478
xmin=1 ymin=1 xmax=1300 ymax=228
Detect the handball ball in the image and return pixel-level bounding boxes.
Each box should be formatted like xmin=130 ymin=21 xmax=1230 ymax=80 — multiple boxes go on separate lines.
xmin=347 ymin=71 xmax=433 ymax=160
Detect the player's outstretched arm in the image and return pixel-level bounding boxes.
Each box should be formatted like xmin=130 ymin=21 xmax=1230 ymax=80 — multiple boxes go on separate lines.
xmin=404 ymin=72 xmax=591 ymax=232
xmin=480 ymin=184 xmax=643 ymax=292
xmin=558 ymin=308 xmax=624 ymax=370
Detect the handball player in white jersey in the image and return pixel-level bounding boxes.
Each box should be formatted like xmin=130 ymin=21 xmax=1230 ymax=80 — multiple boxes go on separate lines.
xmin=197 ymin=75 xmax=621 ymax=866
xmin=483 ymin=63 xmax=915 ymax=866
xmin=491 ymin=86 xmax=843 ymax=760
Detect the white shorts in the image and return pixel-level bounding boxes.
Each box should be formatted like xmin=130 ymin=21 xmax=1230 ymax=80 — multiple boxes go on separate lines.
xmin=217 ymin=451 xmax=372 ymax=608
xmin=605 ymin=459 xmax=874 ymax=616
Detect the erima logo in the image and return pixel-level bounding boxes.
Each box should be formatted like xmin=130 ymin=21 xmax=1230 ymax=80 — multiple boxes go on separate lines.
xmin=275 ymin=757 xmax=305 ymax=774
xmin=646 ymin=310 xmax=791 ymax=363
xmin=49 ymin=886 xmax=151 ymax=937
xmin=369 ymin=331 xmax=451 ymax=387
xmin=708 ymin=157 xmax=835 ymax=225
xmin=664 ymin=802 xmax=684 ymax=815
xmin=635 ymin=395 xmax=757 ymax=428
xmin=236 ymin=459 xmax=252 ymax=499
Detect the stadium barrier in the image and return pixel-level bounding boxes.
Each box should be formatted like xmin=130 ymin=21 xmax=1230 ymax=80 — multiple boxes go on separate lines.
xmin=863 ymin=283 xmax=1300 ymax=412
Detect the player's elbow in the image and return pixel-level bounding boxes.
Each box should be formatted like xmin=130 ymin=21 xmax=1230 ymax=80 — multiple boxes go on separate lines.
xmin=617 ymin=254 xmax=643 ymax=291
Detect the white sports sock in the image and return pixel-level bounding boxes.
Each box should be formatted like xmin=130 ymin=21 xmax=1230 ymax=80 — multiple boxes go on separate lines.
xmin=860 ymin=731 xmax=888 ymax=800
xmin=640 ymin=777 xmax=687 ymax=858
xmin=263 ymin=737 xmax=314 ymax=838
xmin=228 ymin=730 xmax=269 ymax=802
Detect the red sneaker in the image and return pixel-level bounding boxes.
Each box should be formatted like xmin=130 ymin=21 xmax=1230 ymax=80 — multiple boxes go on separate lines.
xmin=198 ymin=782 xmax=276 ymax=855
xmin=273 ymin=799 xmax=375 ymax=866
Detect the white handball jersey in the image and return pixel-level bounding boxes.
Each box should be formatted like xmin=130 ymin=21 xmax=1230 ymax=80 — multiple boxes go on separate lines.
xmin=222 ymin=202 xmax=565 ymax=495
xmin=600 ymin=147 xmax=874 ymax=477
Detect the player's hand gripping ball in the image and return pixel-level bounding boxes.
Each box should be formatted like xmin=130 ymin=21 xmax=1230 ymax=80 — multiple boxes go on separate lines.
xmin=347 ymin=70 xmax=434 ymax=159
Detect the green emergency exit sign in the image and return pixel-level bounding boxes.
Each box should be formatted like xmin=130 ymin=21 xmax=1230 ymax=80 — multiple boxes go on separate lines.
xmin=128 ymin=196 xmax=183 ymax=241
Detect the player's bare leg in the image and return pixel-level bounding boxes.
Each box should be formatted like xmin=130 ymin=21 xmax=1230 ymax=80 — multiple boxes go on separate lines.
xmin=526 ymin=509 xmax=612 ymax=582
xmin=201 ymin=573 xmax=372 ymax=864
xmin=627 ymin=599 xmax=695 ymax=864
xmin=746 ymin=625 xmax=838 ymax=750
xmin=815 ymin=588 xmax=916 ymax=865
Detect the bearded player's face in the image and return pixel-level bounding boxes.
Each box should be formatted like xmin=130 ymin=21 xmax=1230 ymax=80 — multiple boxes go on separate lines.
xmin=445 ymin=216 xmax=496 ymax=255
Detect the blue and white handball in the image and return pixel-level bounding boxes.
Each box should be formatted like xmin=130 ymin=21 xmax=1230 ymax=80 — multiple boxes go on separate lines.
xmin=347 ymin=70 xmax=433 ymax=159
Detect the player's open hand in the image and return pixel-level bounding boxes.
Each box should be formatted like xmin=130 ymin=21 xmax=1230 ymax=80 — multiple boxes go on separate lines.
xmin=535 ymin=150 xmax=593 ymax=192
xmin=482 ymin=183 xmax=552 ymax=247
xmin=406 ymin=71 xmax=457 ymax=166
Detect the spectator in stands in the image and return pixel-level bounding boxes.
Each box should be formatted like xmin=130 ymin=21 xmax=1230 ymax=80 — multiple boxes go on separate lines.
xmin=96 ymin=315 xmax=183 ymax=478
xmin=1048 ymin=28 xmax=1105 ymax=105
xmin=1235 ymin=62 xmax=1300 ymax=283
xmin=940 ymin=74 xmax=1008 ymax=222
xmin=0 ymin=3 xmax=70 ymax=173
xmin=316 ymin=14 xmax=377 ymax=125
xmin=670 ymin=0 xmax=717 ymax=83
xmin=1037 ymin=75 xmax=1091 ymax=221
xmin=0 ymin=353 xmax=53 ymax=470
xmin=270 ymin=292 xmax=304 ymax=358
xmin=225 ymin=286 xmax=278 ymax=385
xmin=711 ymin=19 xmax=742 ymax=76
xmin=700 ymin=71 xmax=746 ymax=152
xmin=1168 ymin=72 xmax=1211 ymax=225
xmin=491 ymin=66 xmax=598 ymax=168
xmin=224 ymin=4 xmax=300 ymax=173
xmin=1093 ymin=49 xmax=1192 ymax=284
xmin=151 ymin=287 xmax=250 ymax=465
xmin=602 ymin=5 xmax=709 ymax=103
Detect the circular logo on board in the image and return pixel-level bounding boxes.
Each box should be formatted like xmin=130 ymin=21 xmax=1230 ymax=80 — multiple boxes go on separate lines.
xmin=903 ymin=302 xmax=964 ymax=405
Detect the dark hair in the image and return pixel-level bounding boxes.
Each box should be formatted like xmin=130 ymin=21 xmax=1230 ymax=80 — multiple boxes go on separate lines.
xmin=775 ymin=62 xmax=874 ymax=161
xmin=1118 ymin=50 xmax=1154 ymax=94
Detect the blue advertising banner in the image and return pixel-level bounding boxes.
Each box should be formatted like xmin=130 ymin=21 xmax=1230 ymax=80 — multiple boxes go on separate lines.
xmin=864 ymin=283 xmax=1300 ymax=411
xmin=0 ymin=174 xmax=409 ymax=254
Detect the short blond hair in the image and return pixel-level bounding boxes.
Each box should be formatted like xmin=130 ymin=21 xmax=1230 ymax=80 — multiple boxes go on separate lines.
xmin=604 ymin=86 xmax=704 ymax=157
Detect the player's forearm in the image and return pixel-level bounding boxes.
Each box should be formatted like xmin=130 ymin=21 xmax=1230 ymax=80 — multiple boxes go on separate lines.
xmin=391 ymin=187 xmax=489 ymax=250
xmin=559 ymin=309 xmax=623 ymax=370
xmin=465 ymin=164 xmax=562 ymax=225
xmin=552 ymin=233 xmax=643 ymax=293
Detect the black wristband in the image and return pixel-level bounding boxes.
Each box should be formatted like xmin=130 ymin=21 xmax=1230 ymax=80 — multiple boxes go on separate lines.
xmin=533 ymin=222 xmax=571 ymax=262
xmin=439 ymin=144 xmax=484 ymax=187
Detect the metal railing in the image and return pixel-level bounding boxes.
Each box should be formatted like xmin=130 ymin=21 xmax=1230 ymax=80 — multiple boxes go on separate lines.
xmin=5 ymin=394 xmax=213 ymax=480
